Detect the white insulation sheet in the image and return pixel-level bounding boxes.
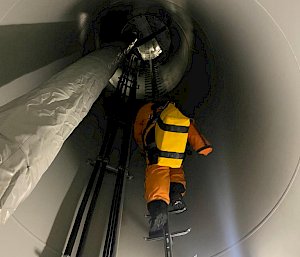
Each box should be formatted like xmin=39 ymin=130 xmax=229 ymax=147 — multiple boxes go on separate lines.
xmin=0 ymin=46 xmax=122 ymax=223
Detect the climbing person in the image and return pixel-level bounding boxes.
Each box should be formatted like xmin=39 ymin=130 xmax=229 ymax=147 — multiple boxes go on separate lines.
xmin=133 ymin=100 xmax=213 ymax=237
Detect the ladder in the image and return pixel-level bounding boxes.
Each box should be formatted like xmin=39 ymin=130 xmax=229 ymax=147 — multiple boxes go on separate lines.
xmin=63 ymin=26 xmax=173 ymax=257
xmin=145 ymin=210 xmax=191 ymax=257
xmin=63 ymin=53 xmax=139 ymax=257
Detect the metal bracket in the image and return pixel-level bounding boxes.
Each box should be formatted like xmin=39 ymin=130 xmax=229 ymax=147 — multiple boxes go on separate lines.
xmin=86 ymin=157 xmax=109 ymax=166
xmin=86 ymin=158 xmax=133 ymax=179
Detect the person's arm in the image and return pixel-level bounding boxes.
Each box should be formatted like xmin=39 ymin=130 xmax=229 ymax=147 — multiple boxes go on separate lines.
xmin=133 ymin=117 xmax=145 ymax=150
xmin=133 ymin=103 xmax=154 ymax=150
xmin=187 ymin=121 xmax=213 ymax=156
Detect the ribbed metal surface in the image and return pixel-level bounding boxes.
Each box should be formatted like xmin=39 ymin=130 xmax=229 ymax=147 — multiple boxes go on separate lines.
xmin=144 ymin=60 xmax=167 ymax=100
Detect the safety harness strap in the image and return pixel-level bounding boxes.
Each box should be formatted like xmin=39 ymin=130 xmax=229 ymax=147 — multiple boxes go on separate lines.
xmin=158 ymin=150 xmax=185 ymax=159
xmin=157 ymin=117 xmax=189 ymax=133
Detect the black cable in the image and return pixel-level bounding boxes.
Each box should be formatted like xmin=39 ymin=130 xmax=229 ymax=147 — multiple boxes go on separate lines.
xmin=103 ymin=169 xmax=124 ymax=257
xmin=63 ymin=152 xmax=102 ymax=257
xmin=74 ymin=121 xmax=118 ymax=257
xmin=75 ymin=163 xmax=107 ymax=257
xmin=103 ymin=125 xmax=131 ymax=257
xmin=71 ymin=53 xmax=137 ymax=257
xmin=102 ymin=61 xmax=137 ymax=257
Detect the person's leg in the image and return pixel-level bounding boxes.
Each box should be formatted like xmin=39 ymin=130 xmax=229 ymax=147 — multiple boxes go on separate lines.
xmin=145 ymin=164 xmax=170 ymax=237
xmin=147 ymin=200 xmax=168 ymax=237
xmin=169 ymin=166 xmax=186 ymax=212
xmin=145 ymin=164 xmax=171 ymax=203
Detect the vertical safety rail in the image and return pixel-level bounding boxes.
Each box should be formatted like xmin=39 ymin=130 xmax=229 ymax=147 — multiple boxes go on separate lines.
xmin=164 ymin=218 xmax=173 ymax=257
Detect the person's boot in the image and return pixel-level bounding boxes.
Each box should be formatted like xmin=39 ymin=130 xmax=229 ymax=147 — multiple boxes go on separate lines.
xmin=169 ymin=182 xmax=186 ymax=213
xmin=147 ymin=200 xmax=168 ymax=238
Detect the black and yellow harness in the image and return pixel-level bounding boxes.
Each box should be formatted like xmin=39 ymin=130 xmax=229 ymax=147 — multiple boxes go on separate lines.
xmin=142 ymin=102 xmax=190 ymax=168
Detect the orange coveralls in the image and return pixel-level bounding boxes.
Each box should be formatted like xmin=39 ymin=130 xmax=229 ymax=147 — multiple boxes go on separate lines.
xmin=134 ymin=103 xmax=213 ymax=205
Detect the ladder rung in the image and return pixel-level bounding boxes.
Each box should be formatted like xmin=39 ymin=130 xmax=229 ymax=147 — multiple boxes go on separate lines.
xmin=144 ymin=228 xmax=191 ymax=241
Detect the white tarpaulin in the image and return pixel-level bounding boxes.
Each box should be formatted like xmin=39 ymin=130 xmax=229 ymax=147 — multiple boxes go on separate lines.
xmin=0 ymin=46 xmax=122 ymax=223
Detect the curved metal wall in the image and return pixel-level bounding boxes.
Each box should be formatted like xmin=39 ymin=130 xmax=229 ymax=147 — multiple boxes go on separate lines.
xmin=0 ymin=1 xmax=299 ymax=257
